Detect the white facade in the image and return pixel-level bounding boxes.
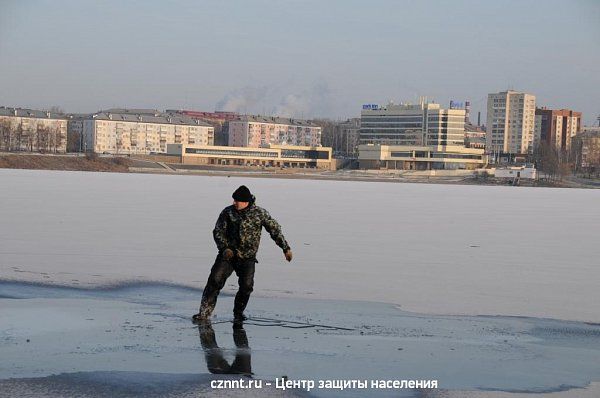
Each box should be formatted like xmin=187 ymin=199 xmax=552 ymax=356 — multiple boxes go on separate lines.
xmin=486 ymin=91 xmax=536 ymax=154
xmin=360 ymin=101 xmax=466 ymax=147
xmin=494 ymin=166 xmax=537 ymax=179
xmin=228 ymin=116 xmax=321 ymax=148
xmin=359 ymin=143 xmax=485 ymax=170
xmin=80 ymin=110 xmax=214 ymax=154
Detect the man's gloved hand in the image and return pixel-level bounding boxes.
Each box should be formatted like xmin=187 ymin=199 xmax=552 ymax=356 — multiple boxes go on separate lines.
xmin=284 ymin=249 xmax=293 ymax=262
xmin=223 ymin=248 xmax=234 ymax=260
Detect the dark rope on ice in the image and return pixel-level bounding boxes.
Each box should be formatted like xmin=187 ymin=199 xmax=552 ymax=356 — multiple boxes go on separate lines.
xmin=247 ymin=316 xmax=355 ymax=331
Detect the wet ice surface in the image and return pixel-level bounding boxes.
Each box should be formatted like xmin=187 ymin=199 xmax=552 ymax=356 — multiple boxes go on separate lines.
xmin=1 ymin=282 xmax=600 ymax=398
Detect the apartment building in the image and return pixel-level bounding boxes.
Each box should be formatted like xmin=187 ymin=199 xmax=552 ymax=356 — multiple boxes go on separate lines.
xmin=360 ymin=101 xmax=466 ymax=147
xmin=76 ymin=109 xmax=214 ymax=154
xmin=534 ymin=108 xmax=582 ymax=151
xmin=0 ymin=107 xmax=68 ymax=153
xmin=337 ymin=118 xmax=361 ymax=156
xmin=228 ymin=116 xmax=321 ymax=148
xmin=167 ymin=110 xmax=239 ymax=146
xmin=486 ymin=91 xmax=536 ymax=154
xmin=578 ymin=127 xmax=600 ymax=169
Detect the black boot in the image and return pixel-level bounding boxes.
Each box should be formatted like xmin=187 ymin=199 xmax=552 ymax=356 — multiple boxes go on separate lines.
xmin=233 ymin=312 xmax=247 ymax=323
xmin=192 ymin=304 xmax=214 ymax=323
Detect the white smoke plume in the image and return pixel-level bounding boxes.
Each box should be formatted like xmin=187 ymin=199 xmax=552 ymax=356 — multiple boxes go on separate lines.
xmin=215 ymin=80 xmax=334 ymax=119
xmin=215 ymin=86 xmax=268 ymax=114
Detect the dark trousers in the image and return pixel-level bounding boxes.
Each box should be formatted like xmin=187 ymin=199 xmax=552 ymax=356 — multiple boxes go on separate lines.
xmin=199 ymin=254 xmax=256 ymax=317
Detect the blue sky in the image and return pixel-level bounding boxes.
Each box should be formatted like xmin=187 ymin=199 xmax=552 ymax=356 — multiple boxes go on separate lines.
xmin=0 ymin=0 xmax=598 ymax=124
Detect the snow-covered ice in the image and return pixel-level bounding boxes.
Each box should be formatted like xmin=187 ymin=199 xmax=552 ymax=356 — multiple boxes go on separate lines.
xmin=0 ymin=169 xmax=599 ymax=322
xmin=1 ymin=169 xmax=600 ymax=397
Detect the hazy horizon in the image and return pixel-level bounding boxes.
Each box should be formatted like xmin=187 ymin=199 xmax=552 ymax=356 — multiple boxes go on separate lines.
xmin=0 ymin=0 xmax=598 ymax=125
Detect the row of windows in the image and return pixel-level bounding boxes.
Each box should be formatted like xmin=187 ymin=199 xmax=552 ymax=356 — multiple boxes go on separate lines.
xmin=389 ymin=152 xmax=481 ymax=160
xmin=361 ymin=123 xmax=422 ymax=128
xmin=361 ymin=128 xmax=424 ymax=132
xmin=281 ymin=149 xmax=330 ymax=160
xmin=186 ymin=148 xmax=278 ymax=158
xmin=361 ymin=117 xmax=423 ymax=123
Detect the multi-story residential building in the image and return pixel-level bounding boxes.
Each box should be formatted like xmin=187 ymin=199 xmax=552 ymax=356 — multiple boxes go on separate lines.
xmin=337 ymin=118 xmax=361 ymax=156
xmin=578 ymin=127 xmax=600 ymax=169
xmin=534 ymin=108 xmax=582 ymax=152
xmin=486 ymin=90 xmax=536 ymax=154
xmin=228 ymin=116 xmax=321 ymax=148
xmin=0 ymin=107 xmax=68 ymax=153
xmin=167 ymin=110 xmax=239 ymax=146
xmin=76 ymin=109 xmax=214 ymax=154
xmin=360 ymin=101 xmax=466 ymax=147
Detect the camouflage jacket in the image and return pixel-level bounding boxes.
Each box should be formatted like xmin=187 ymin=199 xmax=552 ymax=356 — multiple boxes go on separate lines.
xmin=213 ymin=198 xmax=290 ymax=260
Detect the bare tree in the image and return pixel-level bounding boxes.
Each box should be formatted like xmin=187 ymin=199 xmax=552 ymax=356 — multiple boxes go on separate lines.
xmin=14 ymin=123 xmax=24 ymax=151
xmin=48 ymin=106 xmax=64 ymax=114
xmin=36 ymin=125 xmax=51 ymax=153
xmin=533 ymin=142 xmax=560 ymax=182
xmin=26 ymin=126 xmax=35 ymax=152
xmin=0 ymin=120 xmax=11 ymax=151
xmin=54 ymin=127 xmax=64 ymax=153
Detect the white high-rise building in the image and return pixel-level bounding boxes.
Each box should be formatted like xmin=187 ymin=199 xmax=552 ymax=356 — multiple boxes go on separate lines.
xmin=486 ymin=91 xmax=536 ymax=154
xmin=360 ymin=101 xmax=466 ymax=147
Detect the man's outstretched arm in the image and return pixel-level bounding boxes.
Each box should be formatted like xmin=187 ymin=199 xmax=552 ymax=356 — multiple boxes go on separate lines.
xmin=261 ymin=209 xmax=292 ymax=261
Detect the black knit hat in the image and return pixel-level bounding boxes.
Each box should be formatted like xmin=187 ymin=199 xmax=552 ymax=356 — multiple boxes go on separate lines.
xmin=232 ymin=185 xmax=252 ymax=202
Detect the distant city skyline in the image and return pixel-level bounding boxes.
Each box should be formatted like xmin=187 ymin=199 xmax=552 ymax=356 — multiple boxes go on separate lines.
xmin=0 ymin=0 xmax=598 ymax=125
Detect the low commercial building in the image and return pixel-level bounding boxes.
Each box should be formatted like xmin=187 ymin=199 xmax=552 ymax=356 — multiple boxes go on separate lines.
xmin=0 ymin=107 xmax=68 ymax=153
xmin=75 ymin=109 xmax=214 ymax=154
xmin=167 ymin=143 xmax=335 ymax=170
xmin=358 ymin=144 xmax=486 ymax=170
xmin=494 ymin=166 xmax=537 ymax=179
xmin=228 ymin=116 xmax=322 ymax=147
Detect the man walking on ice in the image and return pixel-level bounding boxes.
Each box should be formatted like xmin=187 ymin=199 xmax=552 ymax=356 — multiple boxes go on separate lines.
xmin=193 ymin=185 xmax=293 ymax=323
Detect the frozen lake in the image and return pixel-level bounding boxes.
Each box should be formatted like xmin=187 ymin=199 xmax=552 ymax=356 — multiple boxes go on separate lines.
xmin=1 ymin=169 xmax=600 ymax=397
xmin=0 ymin=169 xmax=599 ymax=322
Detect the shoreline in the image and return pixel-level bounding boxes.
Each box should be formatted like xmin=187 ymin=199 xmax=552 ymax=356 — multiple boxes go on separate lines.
xmin=2 ymin=152 xmax=598 ymax=188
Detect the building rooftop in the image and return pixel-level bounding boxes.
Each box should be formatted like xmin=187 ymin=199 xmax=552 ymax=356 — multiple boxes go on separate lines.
xmin=91 ymin=110 xmax=212 ymax=127
xmin=579 ymin=129 xmax=600 ymax=138
xmin=235 ymin=115 xmax=320 ymax=127
xmin=101 ymin=108 xmax=162 ymax=115
xmin=0 ymin=106 xmax=68 ymax=120
xmin=465 ymin=122 xmax=485 ymax=133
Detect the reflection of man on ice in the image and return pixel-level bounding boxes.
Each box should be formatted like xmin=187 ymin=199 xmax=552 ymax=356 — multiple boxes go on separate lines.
xmin=193 ymin=185 xmax=292 ymax=322
xmin=198 ymin=320 xmax=252 ymax=376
